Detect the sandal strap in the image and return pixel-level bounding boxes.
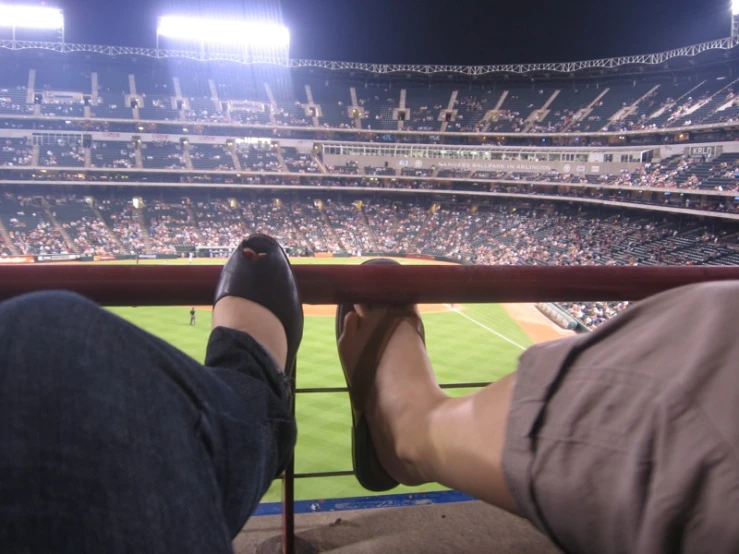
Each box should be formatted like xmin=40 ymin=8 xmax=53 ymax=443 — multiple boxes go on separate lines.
xmin=346 ymin=307 xmax=425 ymax=413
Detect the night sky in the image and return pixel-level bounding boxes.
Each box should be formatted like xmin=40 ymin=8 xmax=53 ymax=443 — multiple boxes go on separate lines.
xmin=58 ymin=0 xmax=733 ymax=65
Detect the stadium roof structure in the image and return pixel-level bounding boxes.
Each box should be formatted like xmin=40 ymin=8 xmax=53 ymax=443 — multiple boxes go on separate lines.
xmin=1 ymin=33 xmax=739 ymax=79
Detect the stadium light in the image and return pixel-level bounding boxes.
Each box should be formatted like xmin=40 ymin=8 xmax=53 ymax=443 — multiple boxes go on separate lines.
xmin=734 ymin=0 xmax=739 ymax=15
xmin=0 ymin=4 xmax=64 ymax=29
xmin=157 ymin=16 xmax=290 ymax=48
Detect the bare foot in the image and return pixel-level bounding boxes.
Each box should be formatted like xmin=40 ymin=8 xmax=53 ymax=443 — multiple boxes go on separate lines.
xmin=338 ymin=304 xmax=447 ymax=486
xmin=213 ymin=296 xmax=287 ymax=371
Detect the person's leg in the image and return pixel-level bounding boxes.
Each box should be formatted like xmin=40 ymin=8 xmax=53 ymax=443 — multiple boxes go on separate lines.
xmin=0 ymin=291 xmax=295 ymax=553
xmin=339 ymin=305 xmax=518 ymax=513
xmin=341 ymin=282 xmax=739 ymax=553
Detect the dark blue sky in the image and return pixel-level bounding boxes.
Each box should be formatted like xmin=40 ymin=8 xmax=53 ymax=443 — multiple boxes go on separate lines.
xmin=58 ymin=0 xmax=733 ymax=65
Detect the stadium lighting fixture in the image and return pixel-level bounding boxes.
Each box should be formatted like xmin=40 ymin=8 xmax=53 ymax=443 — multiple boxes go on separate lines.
xmin=157 ymin=16 xmax=290 ymax=48
xmin=0 ymin=4 xmax=64 ymax=29
xmin=733 ymin=0 xmax=739 ymax=15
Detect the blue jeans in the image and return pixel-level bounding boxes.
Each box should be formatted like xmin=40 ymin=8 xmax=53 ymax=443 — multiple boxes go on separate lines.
xmin=0 ymin=291 xmax=296 ymax=553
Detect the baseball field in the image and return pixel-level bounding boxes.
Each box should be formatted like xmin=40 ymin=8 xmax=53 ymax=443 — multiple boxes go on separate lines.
xmin=107 ymin=257 xmax=570 ymax=503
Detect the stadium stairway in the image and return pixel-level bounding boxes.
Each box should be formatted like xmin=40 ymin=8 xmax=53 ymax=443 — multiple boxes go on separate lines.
xmin=565 ymin=88 xmax=610 ymax=131
xmin=235 ymin=501 xmax=561 ymax=554
xmin=675 ymin=77 xmax=739 ymax=126
xmin=134 ymin=146 xmax=143 ymax=169
xmin=358 ymin=209 xmax=379 ymax=251
xmin=408 ymin=209 xmax=434 ymax=253
xmin=184 ymin=203 xmax=206 ymax=244
xmin=318 ymin=209 xmax=347 ymax=251
xmin=522 ymin=89 xmax=560 ymax=131
xmin=183 ymin=143 xmax=194 ymax=170
xmin=610 ymin=84 xmax=660 ymax=123
xmin=41 ymin=198 xmax=80 ymax=254
xmin=90 ymin=204 xmax=126 ymax=252
xmin=230 ymin=147 xmax=243 ymax=171
xmin=135 ymin=207 xmax=153 ymax=254
xmin=275 ymin=148 xmax=289 ymax=173
xmin=0 ymin=217 xmax=20 ymax=255
xmin=659 ymin=153 xmax=683 ymax=169
xmin=311 ymin=152 xmax=328 ymax=174
xmin=275 ymin=201 xmax=311 ymax=248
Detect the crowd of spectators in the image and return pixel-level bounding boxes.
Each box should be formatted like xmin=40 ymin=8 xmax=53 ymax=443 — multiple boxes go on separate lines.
xmin=230 ymin=109 xmax=267 ymax=125
xmin=8 ymin=71 xmax=739 ymax=138
xmin=322 ymin=199 xmax=375 ymax=252
xmin=327 ymin=160 xmax=360 ymax=175
xmin=193 ymin=199 xmax=250 ymax=246
xmin=274 ymin=103 xmax=312 ymax=127
xmin=0 ymin=194 xmax=69 ymax=255
xmin=0 ymin=87 xmax=33 ymax=115
xmin=41 ymin=99 xmax=83 ymax=118
xmin=189 ymin=145 xmax=232 ymax=171
xmin=560 ymin=302 xmax=632 ymax=328
xmin=95 ymin=198 xmax=148 ymax=253
xmin=409 ymin=105 xmax=442 ymax=132
xmin=664 ymin=92 xmax=712 ymax=127
xmin=2 ymin=190 xmax=739 ymax=328
xmin=12 ymin=219 xmax=68 ymax=255
xmin=314 ymin=151 xmax=739 ymax=192
xmin=0 ymin=138 xmax=32 ymax=166
xmin=140 ymin=141 xmax=187 ymax=170
xmin=185 ymin=107 xmax=230 ymax=124
xmin=40 ymin=140 xmax=85 ymax=167
xmin=401 ymin=167 xmax=434 ymax=177
xmin=282 ymin=148 xmax=320 ymax=173
xmin=488 ymin=109 xmax=527 ymax=133
xmin=234 ymin=144 xmax=280 ymax=172
xmin=437 ymin=168 xmax=472 ymax=178
xmin=46 ymin=195 xmax=128 ymax=255
xmin=7 ymin=150 xmax=739 ymax=213
xmin=528 ymin=108 xmax=579 ymax=134
xmin=449 ymin=95 xmax=489 ymax=133
xmin=90 ymin=142 xmax=136 ymax=169
xmin=146 ymin=201 xmax=202 ymax=253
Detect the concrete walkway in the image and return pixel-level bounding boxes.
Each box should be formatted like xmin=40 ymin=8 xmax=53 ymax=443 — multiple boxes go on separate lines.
xmin=235 ymin=501 xmax=562 ymax=554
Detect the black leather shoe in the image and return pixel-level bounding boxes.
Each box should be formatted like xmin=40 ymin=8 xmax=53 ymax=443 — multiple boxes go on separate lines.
xmin=214 ymin=234 xmax=303 ymax=376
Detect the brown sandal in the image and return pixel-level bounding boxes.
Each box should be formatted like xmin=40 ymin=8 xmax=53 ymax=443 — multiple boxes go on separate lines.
xmin=335 ymin=260 xmax=425 ymax=492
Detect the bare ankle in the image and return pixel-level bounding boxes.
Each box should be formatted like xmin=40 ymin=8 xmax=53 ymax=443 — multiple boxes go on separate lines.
xmin=412 ymin=395 xmax=462 ymax=484
xmin=384 ymin=392 xmax=448 ymax=486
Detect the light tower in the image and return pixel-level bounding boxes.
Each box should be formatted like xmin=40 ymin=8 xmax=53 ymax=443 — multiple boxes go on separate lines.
xmin=156 ymin=16 xmax=290 ymax=61
xmin=0 ymin=4 xmax=65 ymax=43
xmin=733 ymin=0 xmax=739 ymax=37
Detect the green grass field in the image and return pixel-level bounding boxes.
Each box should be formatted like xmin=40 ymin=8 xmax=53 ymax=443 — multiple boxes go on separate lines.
xmin=107 ymin=257 xmax=532 ymax=503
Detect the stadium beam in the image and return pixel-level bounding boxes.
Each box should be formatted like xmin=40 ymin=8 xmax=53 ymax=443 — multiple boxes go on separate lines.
xmin=0 ymin=4 xmax=64 ymax=43
xmin=1 ymin=265 xmax=739 ymax=306
xmin=1 ymin=33 xmax=739 ymax=75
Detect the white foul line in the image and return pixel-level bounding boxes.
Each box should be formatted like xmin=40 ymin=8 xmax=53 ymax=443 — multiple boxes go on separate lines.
xmin=445 ymin=305 xmax=527 ymax=351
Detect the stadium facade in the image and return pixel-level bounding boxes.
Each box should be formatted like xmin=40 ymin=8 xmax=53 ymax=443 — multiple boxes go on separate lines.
xmin=2 ymin=37 xmax=739 ymax=275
